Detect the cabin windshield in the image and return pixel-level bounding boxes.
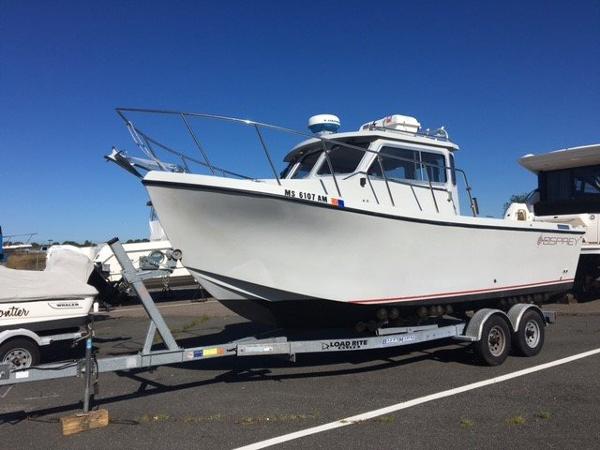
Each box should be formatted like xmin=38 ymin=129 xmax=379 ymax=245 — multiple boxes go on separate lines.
xmin=286 ymin=140 xmax=370 ymax=179
xmin=290 ymin=151 xmax=322 ymax=179
xmin=317 ymin=145 xmax=366 ymax=175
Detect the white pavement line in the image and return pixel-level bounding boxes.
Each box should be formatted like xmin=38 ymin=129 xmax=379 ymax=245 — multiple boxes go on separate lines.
xmin=24 ymin=393 xmax=59 ymax=401
xmin=0 ymin=385 xmax=13 ymax=398
xmin=235 ymin=347 xmax=600 ymax=450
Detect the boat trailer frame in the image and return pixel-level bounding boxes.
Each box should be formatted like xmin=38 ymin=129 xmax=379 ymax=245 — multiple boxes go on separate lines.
xmin=0 ymin=238 xmax=555 ymax=425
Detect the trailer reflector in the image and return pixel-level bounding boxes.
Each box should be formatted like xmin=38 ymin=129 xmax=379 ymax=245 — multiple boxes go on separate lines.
xmin=201 ymin=347 xmax=225 ymax=358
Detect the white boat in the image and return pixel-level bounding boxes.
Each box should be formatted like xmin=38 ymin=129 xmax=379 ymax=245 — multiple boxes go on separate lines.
xmin=91 ymin=206 xmax=195 ymax=291
xmin=0 ymin=246 xmax=96 ymax=332
xmin=109 ymin=109 xmax=583 ymax=326
xmin=1 ymin=231 xmax=37 ymax=262
xmin=505 ymin=143 xmax=600 ymax=297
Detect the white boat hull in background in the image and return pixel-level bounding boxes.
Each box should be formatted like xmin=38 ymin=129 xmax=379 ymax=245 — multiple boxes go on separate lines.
xmin=93 ymin=240 xmax=195 ymax=288
xmin=144 ymin=172 xmax=583 ymax=325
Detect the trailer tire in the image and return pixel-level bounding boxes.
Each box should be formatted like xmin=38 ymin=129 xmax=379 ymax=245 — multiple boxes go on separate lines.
xmin=513 ymin=310 xmax=545 ymax=357
xmin=474 ymin=315 xmax=511 ymax=366
xmin=0 ymin=338 xmax=40 ymax=370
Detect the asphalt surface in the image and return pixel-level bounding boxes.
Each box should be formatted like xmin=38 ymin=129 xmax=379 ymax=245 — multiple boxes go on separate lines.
xmin=0 ymin=301 xmax=599 ymax=449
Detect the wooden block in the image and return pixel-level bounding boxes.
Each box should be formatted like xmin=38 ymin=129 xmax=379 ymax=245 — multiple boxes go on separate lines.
xmin=60 ymin=409 xmax=109 ymax=436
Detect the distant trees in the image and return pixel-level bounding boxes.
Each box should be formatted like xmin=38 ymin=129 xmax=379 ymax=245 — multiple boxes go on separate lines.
xmin=125 ymin=238 xmax=150 ymax=244
xmin=7 ymin=238 xmax=151 ymax=247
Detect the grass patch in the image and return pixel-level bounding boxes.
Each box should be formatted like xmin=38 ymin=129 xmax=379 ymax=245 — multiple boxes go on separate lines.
xmin=154 ymin=315 xmax=212 ymax=344
xmin=375 ymin=415 xmax=395 ymax=423
xmin=506 ymin=415 xmax=526 ymax=426
xmin=460 ymin=418 xmax=474 ymax=429
xmin=170 ymin=315 xmax=211 ymax=334
xmin=238 ymin=413 xmax=319 ymax=426
xmin=6 ymin=253 xmax=46 ymax=270
xmin=535 ymin=411 xmax=551 ymax=420
xmin=140 ymin=414 xmax=171 ymax=422
xmin=183 ymin=414 xmax=224 ymax=424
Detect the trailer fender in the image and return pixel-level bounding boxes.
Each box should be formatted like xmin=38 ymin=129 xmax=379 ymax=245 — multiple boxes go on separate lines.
xmin=0 ymin=329 xmax=43 ymax=347
xmin=460 ymin=309 xmax=511 ymax=342
xmin=507 ymin=304 xmax=545 ymax=332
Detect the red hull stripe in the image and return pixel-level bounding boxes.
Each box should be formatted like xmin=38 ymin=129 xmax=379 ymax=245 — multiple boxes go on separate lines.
xmin=350 ymin=278 xmax=574 ymax=304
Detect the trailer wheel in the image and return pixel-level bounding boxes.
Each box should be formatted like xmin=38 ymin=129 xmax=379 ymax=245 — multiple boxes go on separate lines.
xmin=475 ymin=315 xmax=511 ymax=366
xmin=513 ymin=310 xmax=545 ymax=357
xmin=0 ymin=338 xmax=40 ymax=370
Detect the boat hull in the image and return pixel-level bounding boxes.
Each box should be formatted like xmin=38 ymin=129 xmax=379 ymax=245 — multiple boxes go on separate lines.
xmin=144 ymin=173 xmax=583 ymax=325
xmin=0 ymin=297 xmax=94 ymax=333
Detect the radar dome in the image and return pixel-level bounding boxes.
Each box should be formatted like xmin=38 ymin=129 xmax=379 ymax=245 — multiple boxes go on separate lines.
xmin=308 ymin=114 xmax=340 ymax=135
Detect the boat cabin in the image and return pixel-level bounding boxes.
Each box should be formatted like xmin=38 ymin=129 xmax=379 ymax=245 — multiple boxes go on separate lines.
xmin=519 ymin=144 xmax=600 ymax=216
xmin=280 ymin=114 xmax=462 ymax=216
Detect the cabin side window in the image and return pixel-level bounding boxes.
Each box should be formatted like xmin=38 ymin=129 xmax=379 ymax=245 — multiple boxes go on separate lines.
xmin=536 ymin=164 xmax=600 ymax=215
xmin=573 ymin=166 xmax=600 ymax=196
xmin=420 ymin=151 xmax=447 ymax=183
xmin=367 ymin=146 xmax=447 ymax=183
xmin=367 ymin=147 xmax=419 ymax=180
xmin=543 ymin=166 xmax=600 ymax=200
xmin=449 ymin=153 xmax=457 ymax=185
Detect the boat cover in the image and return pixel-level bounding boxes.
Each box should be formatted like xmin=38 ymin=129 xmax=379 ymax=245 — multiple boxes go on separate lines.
xmin=0 ymin=246 xmax=98 ymax=303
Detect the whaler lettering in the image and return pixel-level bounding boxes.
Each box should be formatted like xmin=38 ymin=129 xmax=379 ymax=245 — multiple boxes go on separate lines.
xmin=0 ymin=307 xmax=30 ymax=318
xmin=54 ymin=302 xmax=79 ymax=308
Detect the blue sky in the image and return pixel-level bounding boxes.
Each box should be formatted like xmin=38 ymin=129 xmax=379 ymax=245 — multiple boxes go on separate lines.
xmin=1 ymin=0 xmax=599 ymax=243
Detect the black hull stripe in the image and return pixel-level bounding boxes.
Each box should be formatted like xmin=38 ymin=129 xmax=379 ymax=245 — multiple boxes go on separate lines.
xmin=0 ymin=297 xmax=91 ymax=305
xmin=143 ymin=178 xmax=584 ymax=235
xmin=0 ymin=316 xmax=88 ymax=333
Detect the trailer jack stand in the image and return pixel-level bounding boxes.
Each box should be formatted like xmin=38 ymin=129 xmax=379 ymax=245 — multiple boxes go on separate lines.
xmin=60 ymin=323 xmax=109 ymax=435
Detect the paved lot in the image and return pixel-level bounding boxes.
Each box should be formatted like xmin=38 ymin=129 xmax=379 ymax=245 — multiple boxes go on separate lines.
xmin=1 ymin=300 xmax=599 ymax=449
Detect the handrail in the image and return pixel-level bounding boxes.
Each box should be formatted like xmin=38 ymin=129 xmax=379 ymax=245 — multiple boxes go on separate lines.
xmin=376 ymin=156 xmax=395 ymax=207
xmin=254 ymin=125 xmax=281 ymax=186
xmin=362 ymin=124 xmax=452 ymax=143
xmin=180 ymin=113 xmax=216 ymax=175
xmin=116 ymin=107 xmax=478 ymax=216
xmin=423 ymin=165 xmax=440 ymax=213
xmin=320 ymin=141 xmax=342 ymax=197
xmin=138 ymin=130 xmax=254 ymax=180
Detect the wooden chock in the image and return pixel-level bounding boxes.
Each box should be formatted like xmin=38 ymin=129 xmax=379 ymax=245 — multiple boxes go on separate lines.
xmin=60 ymin=409 xmax=109 ymax=436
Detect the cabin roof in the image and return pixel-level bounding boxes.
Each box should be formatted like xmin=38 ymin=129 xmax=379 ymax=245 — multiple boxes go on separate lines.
xmin=519 ymin=143 xmax=600 ymax=173
xmin=284 ymin=130 xmax=459 ymax=162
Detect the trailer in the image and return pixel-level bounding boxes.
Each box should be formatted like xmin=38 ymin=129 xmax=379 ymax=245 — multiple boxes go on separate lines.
xmin=0 ymin=239 xmax=554 ymax=434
